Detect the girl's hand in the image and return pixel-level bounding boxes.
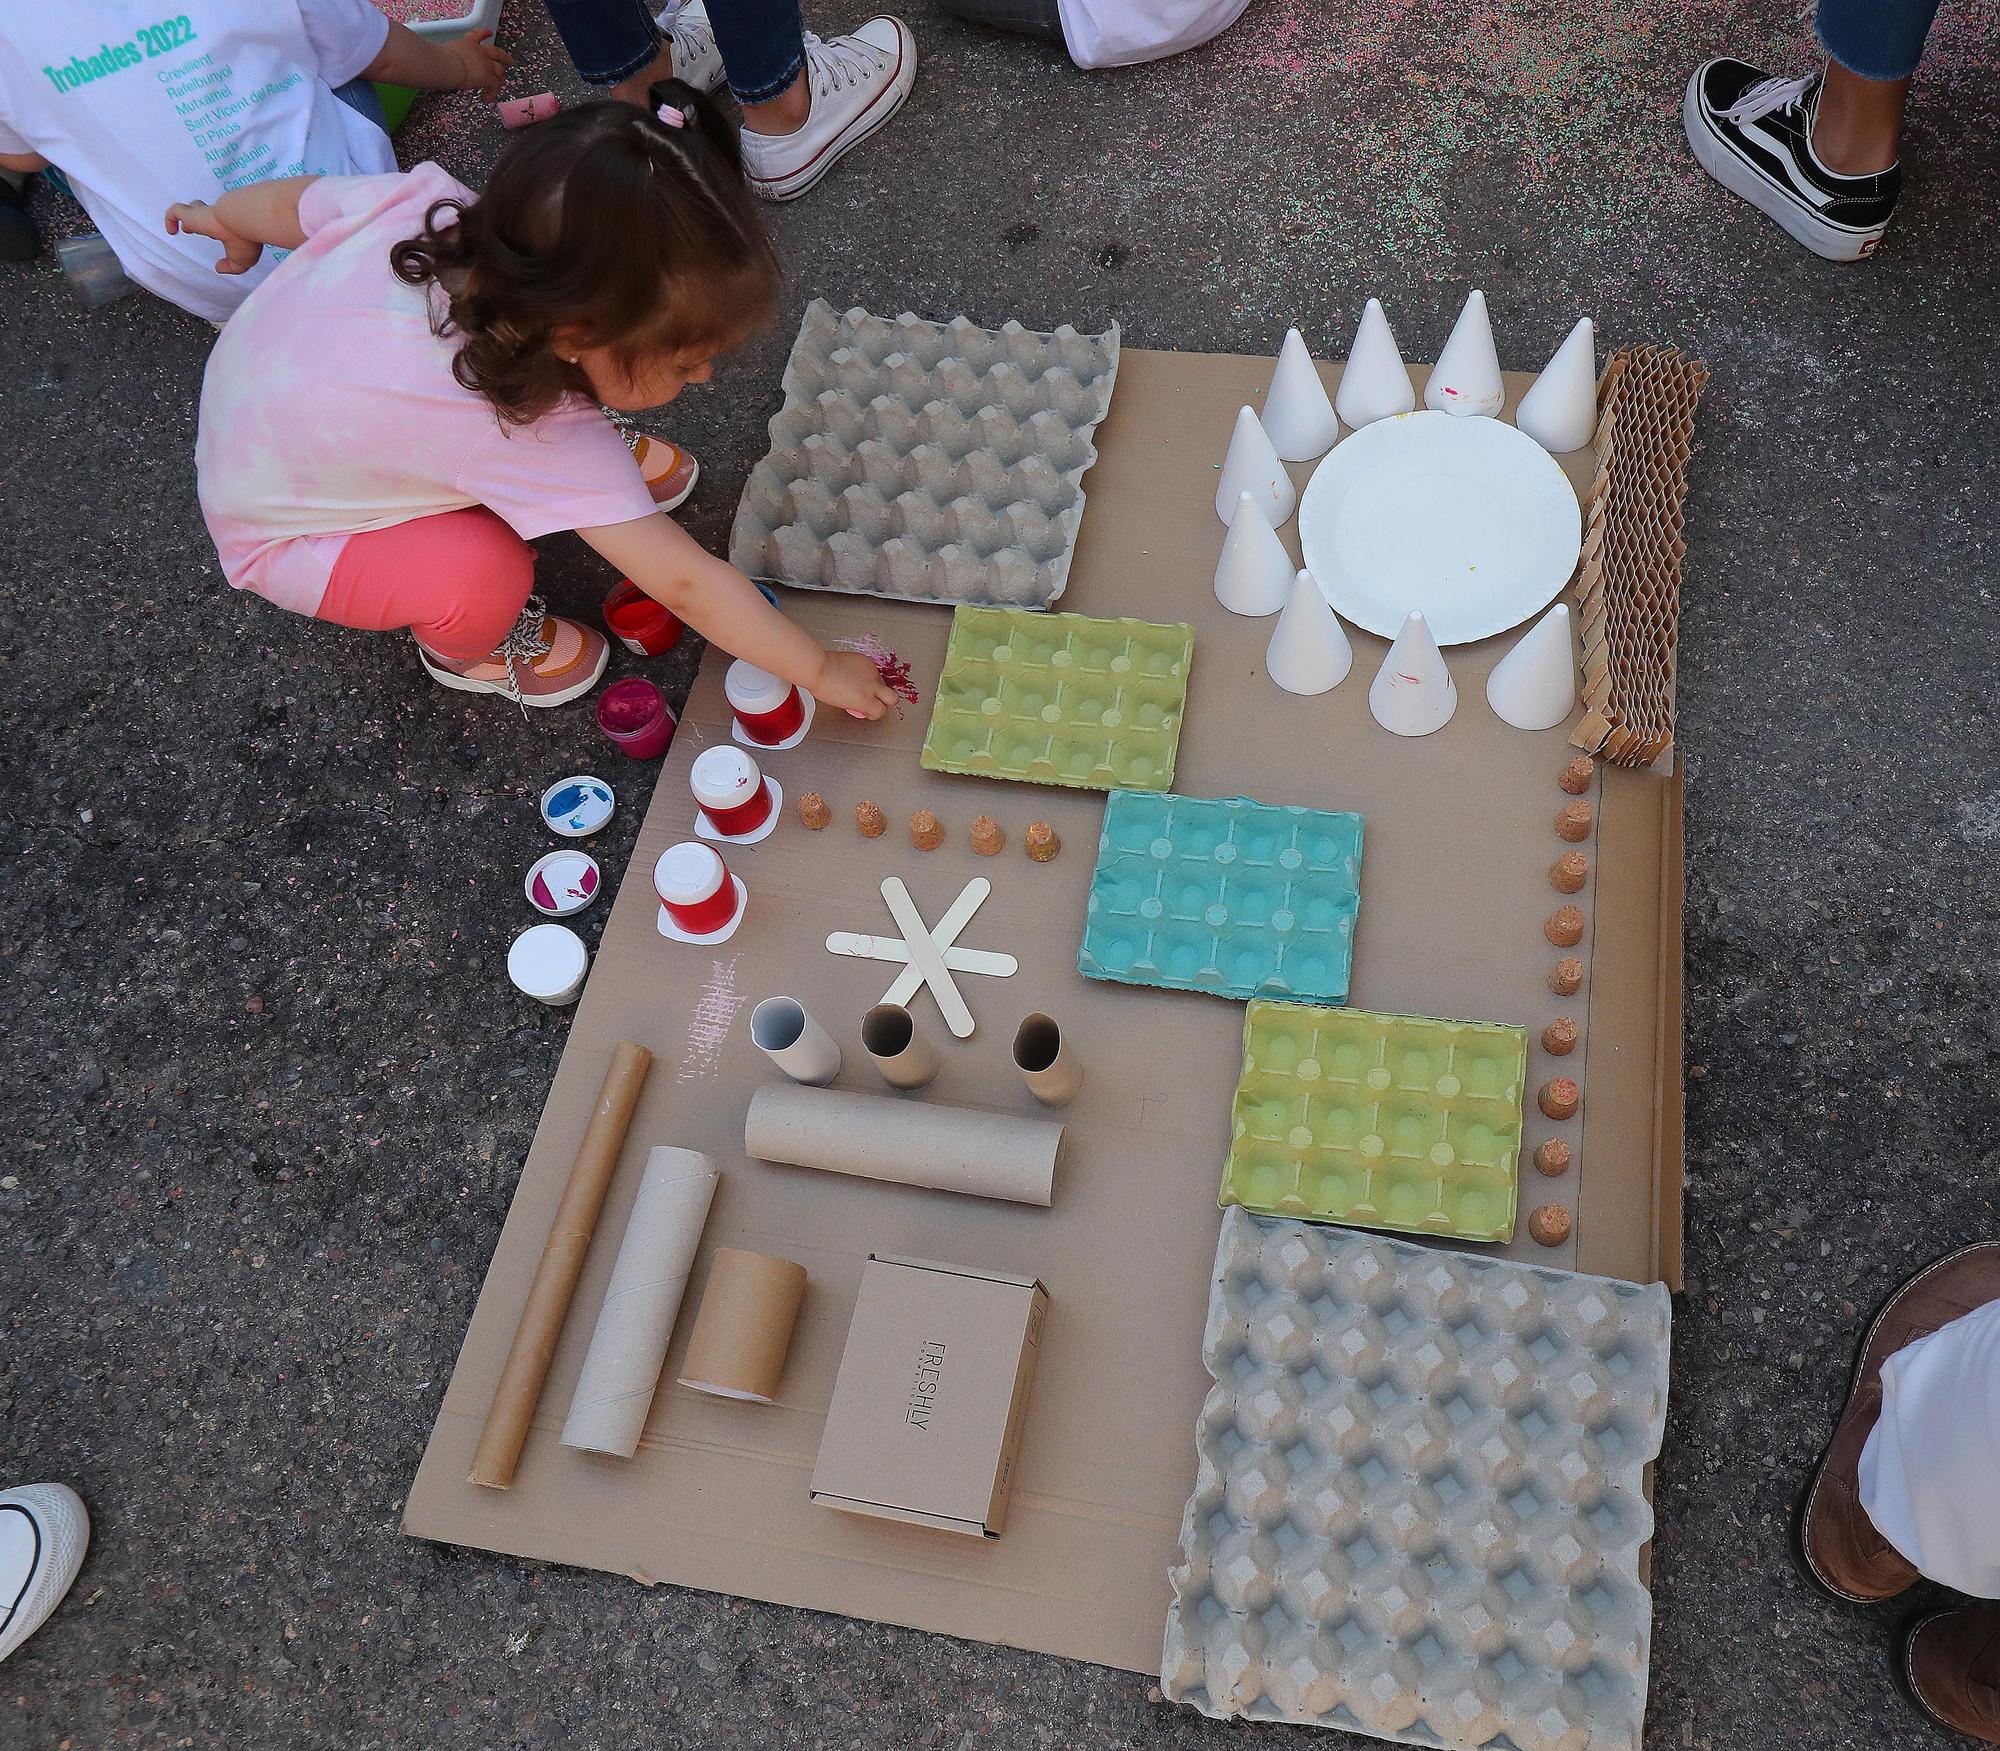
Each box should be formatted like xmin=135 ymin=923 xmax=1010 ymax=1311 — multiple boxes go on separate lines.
xmin=448 ymin=29 xmax=512 ymax=97
xmin=811 ymin=650 xmax=899 ymax=720
xmin=164 ymin=201 xmax=264 ymax=275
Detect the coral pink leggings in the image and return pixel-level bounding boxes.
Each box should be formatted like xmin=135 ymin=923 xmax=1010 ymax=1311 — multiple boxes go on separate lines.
xmin=318 ymin=507 xmax=536 ymax=662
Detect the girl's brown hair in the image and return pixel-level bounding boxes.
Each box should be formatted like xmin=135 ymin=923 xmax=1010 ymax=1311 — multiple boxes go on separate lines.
xmin=390 ymin=81 xmax=780 ymax=425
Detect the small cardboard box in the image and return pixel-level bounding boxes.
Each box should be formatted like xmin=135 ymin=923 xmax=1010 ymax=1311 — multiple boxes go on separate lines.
xmin=810 ymin=1256 xmax=1048 ymax=1539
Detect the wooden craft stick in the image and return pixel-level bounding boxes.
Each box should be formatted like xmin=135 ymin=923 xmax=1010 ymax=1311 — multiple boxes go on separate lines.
xmin=468 ymin=1039 xmax=652 ymax=1489
xmin=880 ymin=878 xmax=976 ymax=1037
xmin=823 ymin=931 xmax=1017 ymax=979
xmin=880 ymin=876 xmax=991 ymax=1009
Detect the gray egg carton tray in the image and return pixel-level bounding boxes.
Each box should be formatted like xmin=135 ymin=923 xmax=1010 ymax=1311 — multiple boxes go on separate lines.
xmin=1163 ymin=1209 xmax=1671 ymax=1751
xmin=728 ymin=300 xmax=1121 ymax=608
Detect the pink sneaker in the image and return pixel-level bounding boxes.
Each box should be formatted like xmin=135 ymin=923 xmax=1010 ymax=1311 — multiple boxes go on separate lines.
xmin=418 ymin=597 xmax=609 ymax=708
xmin=633 ymin=432 xmax=699 ymax=511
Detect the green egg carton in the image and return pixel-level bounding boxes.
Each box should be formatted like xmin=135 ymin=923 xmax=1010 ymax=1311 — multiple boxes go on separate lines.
xmin=1079 ymin=790 xmax=1363 ymax=1003
xmin=918 ymin=605 xmax=1192 ymax=791
xmin=1222 ymin=1001 xmax=1526 ymax=1243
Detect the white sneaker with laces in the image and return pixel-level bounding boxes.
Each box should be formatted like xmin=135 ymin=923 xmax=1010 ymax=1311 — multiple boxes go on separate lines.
xmin=656 ymin=1 xmax=725 ymax=95
xmin=738 ymin=17 xmax=917 ymax=202
xmin=0 ymin=1484 xmax=90 ymax=1666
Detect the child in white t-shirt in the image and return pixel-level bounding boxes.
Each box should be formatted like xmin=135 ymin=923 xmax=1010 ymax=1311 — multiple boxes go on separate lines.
xmin=0 ymin=0 xmax=507 ymax=322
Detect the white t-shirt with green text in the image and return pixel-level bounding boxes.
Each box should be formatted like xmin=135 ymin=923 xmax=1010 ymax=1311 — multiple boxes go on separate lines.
xmin=0 ymin=0 xmax=395 ymax=320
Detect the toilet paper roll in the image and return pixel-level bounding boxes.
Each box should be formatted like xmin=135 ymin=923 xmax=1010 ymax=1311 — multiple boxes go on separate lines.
xmin=1012 ymin=1012 xmax=1083 ymax=1108
xmin=560 ymin=1147 xmax=720 ymax=1457
xmin=677 ymin=1247 xmax=807 ymax=1404
xmin=744 ymin=1084 xmax=1063 ymax=1206
xmin=861 ymin=1004 xmax=940 ymax=1090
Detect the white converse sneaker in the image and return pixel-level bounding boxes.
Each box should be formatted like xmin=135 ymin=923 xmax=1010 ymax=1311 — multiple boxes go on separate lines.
xmin=655 ymin=0 xmax=725 ymax=94
xmin=0 ymin=1484 xmax=90 ymax=1666
xmin=739 ymin=17 xmax=917 ymax=202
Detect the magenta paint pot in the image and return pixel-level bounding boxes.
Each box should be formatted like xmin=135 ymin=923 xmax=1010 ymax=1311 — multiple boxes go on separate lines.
xmin=595 ymin=677 xmax=675 ymax=760
xmin=603 ymin=580 xmax=683 ymax=657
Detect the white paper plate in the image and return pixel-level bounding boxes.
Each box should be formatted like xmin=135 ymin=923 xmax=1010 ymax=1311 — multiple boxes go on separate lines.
xmin=1297 ymin=411 xmax=1582 ymax=644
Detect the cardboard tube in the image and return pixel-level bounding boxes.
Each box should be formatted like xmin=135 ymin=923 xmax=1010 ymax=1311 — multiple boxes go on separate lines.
xmin=862 ymin=1004 xmax=939 ymax=1090
xmin=559 ymin=1147 xmax=719 ymax=1458
xmin=469 ymin=1040 xmax=651 ymax=1489
xmin=1012 ymin=1012 xmax=1083 ymax=1108
xmin=745 ymin=1084 xmax=1062 ymax=1206
xmin=750 ymin=996 xmax=841 ymax=1085
xmin=678 ymin=1247 xmax=807 ymax=1404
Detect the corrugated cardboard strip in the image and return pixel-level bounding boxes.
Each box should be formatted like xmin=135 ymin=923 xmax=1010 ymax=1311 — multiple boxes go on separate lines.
xmin=1571 ymin=346 xmax=1710 ymax=767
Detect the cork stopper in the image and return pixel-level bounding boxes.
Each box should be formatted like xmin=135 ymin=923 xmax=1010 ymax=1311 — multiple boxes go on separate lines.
xmin=970 ymin=815 xmax=1005 ymax=857
xmin=1555 ymin=800 xmax=1595 ymax=842
xmin=798 ymin=791 xmax=831 ymax=830
xmin=1541 ymin=1017 xmax=1579 ymax=1056
xmin=909 ymin=808 xmax=945 ymax=852
xmin=1559 ymin=754 xmax=1595 ymax=795
xmin=1549 ymin=851 xmax=1589 ymax=894
xmin=1529 ymin=1203 xmax=1571 ymax=1246
xmin=1025 ymin=821 xmax=1061 ymax=863
xmin=1534 ymin=1138 xmax=1572 ymax=1176
xmin=1544 ymin=905 xmax=1585 ymax=948
xmin=1539 ymin=1077 xmax=1580 ymax=1121
xmin=855 ymin=800 xmax=887 ymax=838
xmin=1549 ymin=955 xmax=1585 ymax=996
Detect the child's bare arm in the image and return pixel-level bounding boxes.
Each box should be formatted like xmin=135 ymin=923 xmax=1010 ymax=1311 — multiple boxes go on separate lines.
xmin=361 ymin=24 xmax=511 ymax=99
xmin=165 ymin=176 xmax=318 ymax=274
xmin=580 ymin=513 xmax=898 ymax=720
xmin=0 ymin=150 xmax=51 ymax=174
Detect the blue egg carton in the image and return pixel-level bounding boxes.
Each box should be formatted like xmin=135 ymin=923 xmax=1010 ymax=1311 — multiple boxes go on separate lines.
xmin=1078 ymin=791 xmax=1364 ymax=1003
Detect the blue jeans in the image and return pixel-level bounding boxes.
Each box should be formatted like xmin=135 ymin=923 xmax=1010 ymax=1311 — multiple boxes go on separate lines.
xmin=543 ymin=0 xmax=807 ymax=105
xmin=1818 ymin=0 xmax=1941 ymax=82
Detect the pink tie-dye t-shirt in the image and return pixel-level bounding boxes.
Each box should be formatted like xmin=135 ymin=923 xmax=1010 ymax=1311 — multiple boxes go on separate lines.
xmin=196 ymin=163 xmax=657 ymax=617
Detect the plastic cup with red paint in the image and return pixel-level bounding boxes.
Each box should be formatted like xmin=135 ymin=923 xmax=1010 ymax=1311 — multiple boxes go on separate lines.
xmin=603 ymin=580 xmax=682 ymax=656
xmin=595 ymin=677 xmax=676 ymax=759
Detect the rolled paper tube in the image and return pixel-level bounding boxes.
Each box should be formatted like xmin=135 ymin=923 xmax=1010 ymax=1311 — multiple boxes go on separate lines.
xmin=678 ymin=1247 xmax=807 ymax=1404
xmin=725 ymin=660 xmax=806 ymax=745
xmin=1529 ymin=1203 xmax=1571 ymax=1247
xmin=469 ymin=1040 xmax=652 ymax=1488
xmin=1012 ymin=1012 xmax=1082 ymax=1108
xmin=745 ymin=1084 xmax=1063 ymax=1206
xmin=1535 ymin=1139 xmax=1572 ymax=1176
xmin=498 ymin=91 xmax=559 ymax=129
xmin=1549 ymin=852 xmax=1589 ymax=894
xmin=1544 ymin=905 xmax=1586 ymax=948
xmin=1555 ymin=801 xmax=1595 ymax=842
xmin=749 ymin=996 xmax=841 ymax=1085
xmin=1539 ymin=1077 xmax=1581 ymax=1121
xmin=1542 ymin=1017 xmax=1580 ymax=1056
xmin=862 ymin=1004 xmax=939 ymax=1090
xmin=1559 ymin=754 xmax=1596 ymax=795
xmin=1549 ymin=955 xmax=1585 ymax=995
xmin=560 ymin=1148 xmax=719 ymax=1457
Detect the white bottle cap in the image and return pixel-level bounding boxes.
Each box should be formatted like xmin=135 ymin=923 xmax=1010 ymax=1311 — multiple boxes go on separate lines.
xmin=690 ymin=746 xmax=763 ymax=812
xmin=654 ymin=841 xmax=727 ymax=906
xmin=724 ymin=660 xmax=792 ymax=716
xmin=507 ymin=923 xmax=588 ymax=1003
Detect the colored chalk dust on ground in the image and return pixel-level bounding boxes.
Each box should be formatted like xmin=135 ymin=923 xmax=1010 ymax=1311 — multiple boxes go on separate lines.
xmin=1078 ymin=791 xmax=1362 ymax=1003
xmin=1221 ymin=1000 xmax=1527 ymax=1244
xmin=918 ymin=606 xmax=1192 ymax=792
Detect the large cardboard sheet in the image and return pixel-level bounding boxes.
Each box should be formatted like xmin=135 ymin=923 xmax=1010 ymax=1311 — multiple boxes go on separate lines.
xmin=405 ymin=349 xmax=1684 ymax=1675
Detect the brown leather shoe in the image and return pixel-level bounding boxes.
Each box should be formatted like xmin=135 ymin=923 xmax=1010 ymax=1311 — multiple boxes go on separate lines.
xmin=1897 ymin=1605 xmax=2000 ymax=1744
xmin=1794 ymin=1241 xmax=2000 ymax=1604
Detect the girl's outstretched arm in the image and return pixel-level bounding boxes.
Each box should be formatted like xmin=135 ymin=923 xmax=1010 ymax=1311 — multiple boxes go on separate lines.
xmin=580 ymin=513 xmax=897 ymax=720
xmin=165 ymin=176 xmax=319 ymax=275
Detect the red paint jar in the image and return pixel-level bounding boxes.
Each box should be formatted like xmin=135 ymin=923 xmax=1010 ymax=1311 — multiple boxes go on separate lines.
xmin=654 ymin=842 xmax=741 ymax=937
xmin=603 ymin=580 xmax=683 ymax=657
xmin=595 ymin=677 xmax=675 ymax=760
xmin=725 ymin=660 xmax=806 ymax=746
xmin=691 ymin=747 xmax=773 ymax=837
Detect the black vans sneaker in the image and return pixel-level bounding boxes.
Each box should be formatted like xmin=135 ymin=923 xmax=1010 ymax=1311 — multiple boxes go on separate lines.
xmin=1682 ymin=60 xmax=1900 ymax=262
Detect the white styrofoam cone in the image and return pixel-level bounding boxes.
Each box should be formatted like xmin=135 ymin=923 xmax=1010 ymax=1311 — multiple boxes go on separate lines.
xmin=1513 ymin=318 xmax=1598 ymax=454
xmin=1369 ymin=610 xmax=1458 ymax=736
xmin=1215 ymin=405 xmax=1295 ymax=528
xmin=1266 ymin=570 xmax=1354 ymax=696
xmin=1214 ymin=492 xmax=1293 ymax=616
xmin=1262 ymin=328 xmax=1338 ymax=462
xmin=1424 ymin=289 xmax=1505 ymax=419
xmin=1335 ymin=298 xmax=1416 ymax=430
xmin=1485 ymin=603 xmax=1577 ymax=730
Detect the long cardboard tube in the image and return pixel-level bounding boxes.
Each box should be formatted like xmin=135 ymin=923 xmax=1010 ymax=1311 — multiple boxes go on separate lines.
xmin=678 ymin=1247 xmax=807 ymax=1403
xmin=1012 ymin=1012 xmax=1083 ymax=1107
xmin=745 ymin=1083 xmax=1062 ymax=1206
xmin=468 ymin=1040 xmax=652 ymax=1489
xmin=560 ymin=1147 xmax=719 ymax=1458
xmin=862 ymin=1004 xmax=940 ymax=1090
